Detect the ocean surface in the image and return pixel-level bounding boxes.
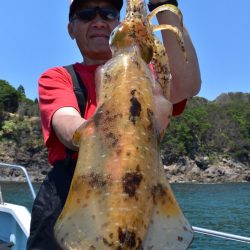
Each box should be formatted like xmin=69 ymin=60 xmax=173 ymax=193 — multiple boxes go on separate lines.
xmin=1 ymin=182 xmax=250 ymax=250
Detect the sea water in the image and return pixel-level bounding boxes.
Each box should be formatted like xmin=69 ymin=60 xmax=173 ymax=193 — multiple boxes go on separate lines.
xmin=173 ymin=183 xmax=250 ymax=250
xmin=1 ymin=182 xmax=250 ymax=249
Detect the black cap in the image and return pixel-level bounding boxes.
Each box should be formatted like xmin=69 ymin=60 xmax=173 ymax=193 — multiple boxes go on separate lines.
xmin=69 ymin=0 xmax=123 ymax=20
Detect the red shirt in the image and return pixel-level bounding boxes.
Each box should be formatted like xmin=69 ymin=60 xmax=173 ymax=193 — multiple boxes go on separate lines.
xmin=39 ymin=63 xmax=186 ymax=165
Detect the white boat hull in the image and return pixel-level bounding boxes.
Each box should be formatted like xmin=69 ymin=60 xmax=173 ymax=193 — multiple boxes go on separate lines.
xmin=0 ymin=202 xmax=31 ymax=250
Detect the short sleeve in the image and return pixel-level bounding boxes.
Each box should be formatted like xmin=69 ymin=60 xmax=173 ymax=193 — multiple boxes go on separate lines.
xmin=172 ymin=99 xmax=187 ymax=116
xmin=38 ymin=66 xmax=80 ymax=146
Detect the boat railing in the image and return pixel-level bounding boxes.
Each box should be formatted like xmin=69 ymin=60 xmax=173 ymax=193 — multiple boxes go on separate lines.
xmin=193 ymin=226 xmax=250 ymax=244
xmin=0 ymin=162 xmax=36 ymax=200
xmin=0 ymin=163 xmax=249 ymax=245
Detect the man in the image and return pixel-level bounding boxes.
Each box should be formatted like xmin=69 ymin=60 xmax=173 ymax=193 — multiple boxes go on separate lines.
xmin=27 ymin=0 xmax=201 ymax=249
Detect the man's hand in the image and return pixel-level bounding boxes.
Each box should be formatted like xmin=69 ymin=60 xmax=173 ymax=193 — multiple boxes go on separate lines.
xmin=152 ymin=81 xmax=173 ymax=134
xmin=149 ymin=0 xmax=176 ymax=4
xmin=52 ymin=107 xmax=86 ymax=151
xmin=148 ymin=0 xmax=178 ymax=10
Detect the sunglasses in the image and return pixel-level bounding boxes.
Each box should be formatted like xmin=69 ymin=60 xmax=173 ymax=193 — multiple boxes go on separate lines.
xmin=71 ymin=7 xmax=119 ymax=22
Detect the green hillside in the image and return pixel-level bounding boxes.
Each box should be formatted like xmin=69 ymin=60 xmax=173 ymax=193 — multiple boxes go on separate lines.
xmin=0 ymin=79 xmax=249 ymax=175
xmin=162 ymin=93 xmax=250 ymax=165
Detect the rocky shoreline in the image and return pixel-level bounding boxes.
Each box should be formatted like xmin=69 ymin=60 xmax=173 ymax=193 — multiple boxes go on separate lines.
xmin=164 ymin=157 xmax=250 ymax=183
xmin=0 ymin=155 xmax=249 ymax=184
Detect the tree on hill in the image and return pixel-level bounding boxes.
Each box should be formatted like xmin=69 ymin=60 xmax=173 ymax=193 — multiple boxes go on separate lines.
xmin=0 ymin=80 xmax=19 ymax=113
xmin=17 ymin=84 xmax=26 ymax=101
xmin=0 ymin=79 xmax=39 ymax=117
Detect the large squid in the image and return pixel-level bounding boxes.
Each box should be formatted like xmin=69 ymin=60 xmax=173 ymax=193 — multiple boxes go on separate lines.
xmin=54 ymin=0 xmax=193 ymax=249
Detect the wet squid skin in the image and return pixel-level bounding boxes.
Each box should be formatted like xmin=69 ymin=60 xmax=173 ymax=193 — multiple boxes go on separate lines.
xmin=54 ymin=0 xmax=193 ymax=249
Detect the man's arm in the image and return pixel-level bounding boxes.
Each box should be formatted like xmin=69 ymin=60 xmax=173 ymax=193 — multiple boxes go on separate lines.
xmin=159 ymin=12 xmax=201 ymax=103
xmin=150 ymin=1 xmax=201 ymax=103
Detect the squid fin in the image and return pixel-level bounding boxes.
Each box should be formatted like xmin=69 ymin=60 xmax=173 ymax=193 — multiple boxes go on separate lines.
xmin=143 ymin=165 xmax=193 ymax=249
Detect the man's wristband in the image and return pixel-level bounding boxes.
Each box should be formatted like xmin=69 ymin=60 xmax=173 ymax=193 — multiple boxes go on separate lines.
xmin=148 ymin=0 xmax=178 ymax=12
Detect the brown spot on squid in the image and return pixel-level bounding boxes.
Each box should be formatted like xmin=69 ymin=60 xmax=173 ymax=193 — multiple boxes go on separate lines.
xmin=122 ymin=167 xmax=143 ymax=197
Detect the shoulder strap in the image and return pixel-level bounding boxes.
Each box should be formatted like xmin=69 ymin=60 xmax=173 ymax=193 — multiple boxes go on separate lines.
xmin=64 ymin=64 xmax=87 ymax=117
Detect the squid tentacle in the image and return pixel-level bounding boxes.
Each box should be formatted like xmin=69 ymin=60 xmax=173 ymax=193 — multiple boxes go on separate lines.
xmin=147 ymin=4 xmax=187 ymax=98
xmin=147 ymin=4 xmax=183 ymax=28
xmin=153 ymin=24 xmax=187 ymax=60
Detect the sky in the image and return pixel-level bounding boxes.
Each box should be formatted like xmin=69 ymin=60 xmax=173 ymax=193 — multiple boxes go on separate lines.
xmin=0 ymin=0 xmax=249 ymax=101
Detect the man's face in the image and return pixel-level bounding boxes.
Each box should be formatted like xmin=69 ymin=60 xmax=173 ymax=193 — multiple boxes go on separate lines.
xmin=68 ymin=0 xmax=120 ymax=64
